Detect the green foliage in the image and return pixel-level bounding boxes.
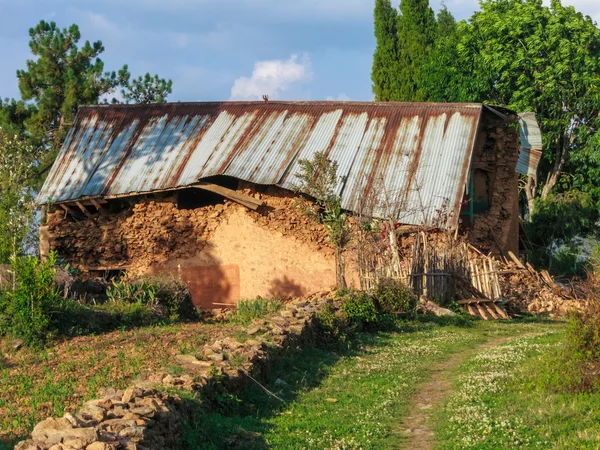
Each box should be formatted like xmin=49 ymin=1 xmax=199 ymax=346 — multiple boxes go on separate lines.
xmin=315 ymin=302 xmax=351 ymax=348
xmin=525 ymin=191 xmax=598 ymax=272
xmin=121 ymin=73 xmax=173 ymax=104
xmin=0 ymin=128 xmax=38 ymax=263
xmin=106 ymin=275 xmax=198 ymax=321
xmin=418 ymin=0 xmax=600 ymax=202
xmin=372 ymin=0 xmax=401 ymax=101
xmin=375 ymin=278 xmax=418 ymax=314
xmin=372 ymin=0 xmax=437 ymax=101
xmin=341 ymin=290 xmax=379 ymax=330
xmin=294 ymin=151 xmax=350 ymax=289
xmin=0 ymin=98 xmax=35 ymax=134
xmin=15 ymin=20 xmax=172 ymax=176
xmin=396 ymin=0 xmax=436 ymax=101
xmin=230 ymin=297 xmax=282 ymax=325
xmin=0 ymin=253 xmax=62 ymax=346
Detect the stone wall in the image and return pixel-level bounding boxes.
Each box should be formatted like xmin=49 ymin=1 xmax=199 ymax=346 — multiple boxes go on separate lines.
xmin=15 ymin=294 xmax=332 ymax=450
xmin=469 ymin=114 xmax=520 ymax=255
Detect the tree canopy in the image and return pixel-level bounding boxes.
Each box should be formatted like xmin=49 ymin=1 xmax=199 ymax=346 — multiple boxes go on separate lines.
xmin=420 ymin=0 xmax=600 ymax=210
xmin=372 ymin=0 xmax=437 ymax=101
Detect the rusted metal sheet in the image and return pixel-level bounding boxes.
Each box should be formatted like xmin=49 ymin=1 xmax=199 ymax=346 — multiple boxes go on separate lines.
xmin=38 ymin=101 xmax=487 ymax=226
xmin=517 ymin=112 xmax=542 ymax=177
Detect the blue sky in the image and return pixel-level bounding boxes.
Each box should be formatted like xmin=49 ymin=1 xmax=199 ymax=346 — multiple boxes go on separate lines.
xmin=1 ymin=0 xmax=599 ymax=103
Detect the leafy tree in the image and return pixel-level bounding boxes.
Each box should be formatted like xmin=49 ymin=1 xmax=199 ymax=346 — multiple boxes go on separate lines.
xmin=0 ymin=128 xmax=38 ymax=263
xmin=294 ymin=152 xmax=350 ymax=289
xmin=122 ymin=73 xmax=173 ymax=104
xmin=372 ymin=0 xmax=402 ymax=101
xmin=420 ymin=0 xmax=600 ymax=211
xmin=0 ymin=98 xmax=35 ymax=134
xmin=396 ymin=0 xmax=436 ymax=101
xmin=17 ymin=21 xmax=129 ymax=158
xmin=16 ymin=20 xmax=173 ymax=173
xmin=524 ymin=191 xmax=599 ymax=273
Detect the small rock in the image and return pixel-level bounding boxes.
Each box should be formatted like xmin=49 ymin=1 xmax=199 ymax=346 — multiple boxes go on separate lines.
xmin=175 ymin=354 xmax=199 ymax=365
xmin=223 ymin=337 xmax=244 ymax=350
xmin=63 ymin=437 xmax=87 ymax=449
xmin=121 ymin=388 xmax=135 ymax=403
xmin=118 ymin=426 xmax=146 ymax=440
xmin=207 ymin=352 xmax=224 ymax=362
xmin=245 ymin=326 xmax=262 ymax=335
xmin=274 ymin=378 xmax=288 ymax=387
xmin=129 ymin=407 xmax=155 ymax=418
xmin=79 ymin=404 xmax=105 ymax=423
xmin=86 ymin=443 xmax=111 ymax=450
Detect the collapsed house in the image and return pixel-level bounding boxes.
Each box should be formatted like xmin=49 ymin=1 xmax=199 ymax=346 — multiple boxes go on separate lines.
xmin=37 ymin=101 xmax=539 ymax=309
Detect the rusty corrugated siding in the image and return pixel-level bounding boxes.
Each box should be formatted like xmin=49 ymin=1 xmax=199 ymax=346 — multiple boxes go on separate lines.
xmin=517 ymin=112 xmax=542 ymax=177
xmin=38 ymin=101 xmax=485 ymax=226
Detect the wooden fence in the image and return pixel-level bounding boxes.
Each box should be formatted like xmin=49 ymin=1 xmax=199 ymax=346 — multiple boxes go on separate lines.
xmin=359 ymin=229 xmax=502 ymax=302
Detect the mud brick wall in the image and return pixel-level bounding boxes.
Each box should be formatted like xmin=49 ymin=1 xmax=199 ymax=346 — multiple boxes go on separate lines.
xmin=44 ymin=185 xmax=350 ymax=308
xmin=469 ymin=116 xmax=520 ymax=255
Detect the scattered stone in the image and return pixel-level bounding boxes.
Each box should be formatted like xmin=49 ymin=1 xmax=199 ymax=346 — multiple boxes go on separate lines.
xmin=245 ymin=326 xmax=262 ymax=335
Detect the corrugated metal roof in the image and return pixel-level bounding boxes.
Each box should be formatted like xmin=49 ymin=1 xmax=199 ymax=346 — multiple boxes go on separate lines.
xmin=38 ymin=101 xmax=488 ymax=226
xmin=517 ymin=112 xmax=542 ymax=177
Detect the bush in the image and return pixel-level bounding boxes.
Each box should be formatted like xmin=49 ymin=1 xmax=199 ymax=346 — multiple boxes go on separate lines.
xmin=375 ymin=279 xmax=417 ymax=315
xmin=315 ymin=302 xmax=351 ymax=348
xmin=106 ymin=275 xmax=198 ymax=321
xmin=341 ymin=290 xmax=378 ymax=330
xmin=0 ymin=253 xmax=62 ymax=346
xmin=230 ymin=297 xmax=282 ymax=324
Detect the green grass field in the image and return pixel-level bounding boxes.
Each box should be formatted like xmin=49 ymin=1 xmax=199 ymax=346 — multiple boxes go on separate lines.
xmin=179 ymin=318 xmax=591 ymax=450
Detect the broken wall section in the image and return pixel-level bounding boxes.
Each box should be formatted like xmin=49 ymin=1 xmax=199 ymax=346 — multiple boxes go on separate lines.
xmin=44 ymin=184 xmax=341 ymax=308
xmin=469 ymin=113 xmax=520 ymax=255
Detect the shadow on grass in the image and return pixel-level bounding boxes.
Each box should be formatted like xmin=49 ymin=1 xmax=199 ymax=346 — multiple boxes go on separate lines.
xmin=0 ymin=435 xmax=24 ymax=450
xmin=177 ymin=314 xmax=476 ymax=450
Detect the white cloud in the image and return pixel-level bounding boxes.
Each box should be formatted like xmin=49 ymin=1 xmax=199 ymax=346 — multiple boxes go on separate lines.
xmin=87 ymin=12 xmax=117 ymax=34
xmin=326 ymin=93 xmax=351 ymax=101
xmin=230 ymin=54 xmax=313 ymax=100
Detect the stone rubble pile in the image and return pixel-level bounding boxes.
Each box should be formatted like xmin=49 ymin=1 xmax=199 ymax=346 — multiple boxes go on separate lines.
xmin=15 ymin=293 xmax=333 ymax=450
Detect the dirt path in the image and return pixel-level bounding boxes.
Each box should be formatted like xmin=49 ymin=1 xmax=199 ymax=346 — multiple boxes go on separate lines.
xmin=397 ymin=335 xmax=514 ymax=450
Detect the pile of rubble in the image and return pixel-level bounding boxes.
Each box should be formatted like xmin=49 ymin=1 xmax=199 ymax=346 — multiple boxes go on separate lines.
xmin=45 ymin=185 xmax=332 ymax=275
xmin=15 ymin=293 xmax=333 ymax=450
xmin=497 ymin=255 xmax=587 ymax=316
xmin=16 ymin=386 xmax=187 ymax=450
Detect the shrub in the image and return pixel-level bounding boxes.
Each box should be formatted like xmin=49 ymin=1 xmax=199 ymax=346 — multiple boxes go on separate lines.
xmin=231 ymin=297 xmax=282 ymax=324
xmin=106 ymin=275 xmax=197 ymax=321
xmin=375 ymin=279 xmax=417 ymax=315
xmin=341 ymin=289 xmax=378 ymax=331
xmin=568 ymin=301 xmax=600 ymax=364
xmin=0 ymin=253 xmax=62 ymax=346
xmin=315 ymin=302 xmax=350 ymax=348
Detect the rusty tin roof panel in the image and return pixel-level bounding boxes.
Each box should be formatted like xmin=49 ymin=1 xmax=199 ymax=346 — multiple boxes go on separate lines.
xmin=38 ymin=101 xmax=485 ymax=226
xmin=517 ymin=112 xmax=543 ymax=177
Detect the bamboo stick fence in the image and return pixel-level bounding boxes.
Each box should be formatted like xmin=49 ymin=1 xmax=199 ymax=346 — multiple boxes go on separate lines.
xmin=359 ymin=229 xmax=502 ymax=302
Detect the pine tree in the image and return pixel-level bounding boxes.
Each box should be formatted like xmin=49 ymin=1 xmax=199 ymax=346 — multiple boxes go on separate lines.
xmin=16 ymin=20 xmax=173 ymax=176
xmin=396 ymin=0 xmax=436 ymax=101
xmin=372 ymin=0 xmax=401 ymax=101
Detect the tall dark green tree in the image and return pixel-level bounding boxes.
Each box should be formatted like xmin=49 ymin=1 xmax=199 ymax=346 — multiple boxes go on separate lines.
xmin=396 ymin=0 xmax=436 ymax=101
xmin=372 ymin=0 xmax=401 ymax=101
